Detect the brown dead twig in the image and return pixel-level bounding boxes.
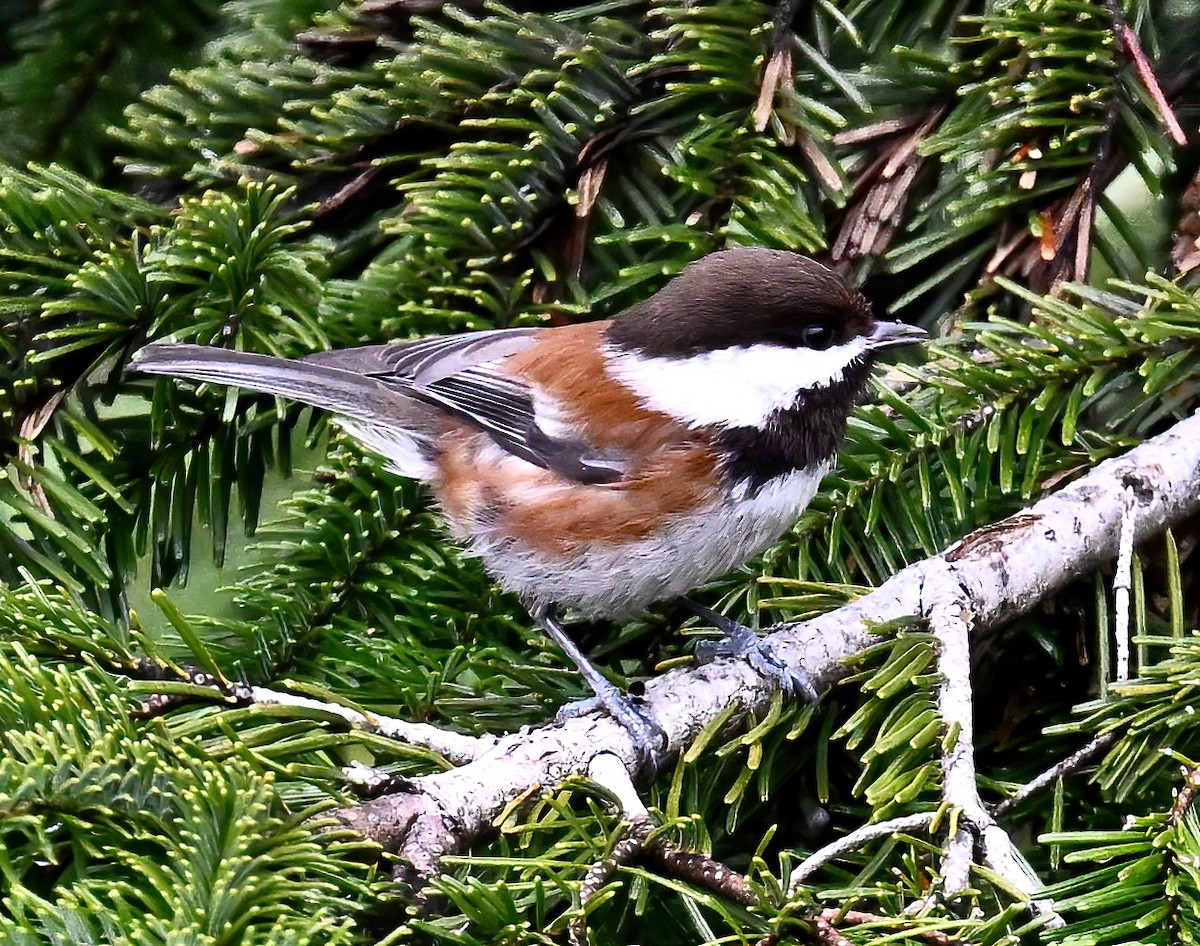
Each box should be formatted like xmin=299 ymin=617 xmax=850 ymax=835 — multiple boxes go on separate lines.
xmin=1168 ymin=765 xmax=1200 ymax=828
xmin=830 ymin=109 xmax=947 ymax=264
xmin=569 ymin=815 xmax=757 ymax=946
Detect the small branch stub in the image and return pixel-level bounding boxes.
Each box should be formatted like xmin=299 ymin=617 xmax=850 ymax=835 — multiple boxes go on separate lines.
xmin=1114 ymin=483 xmax=1137 ymax=683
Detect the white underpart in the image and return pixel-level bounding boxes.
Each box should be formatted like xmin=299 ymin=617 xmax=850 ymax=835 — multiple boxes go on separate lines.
xmin=336 ymin=418 xmax=436 ymax=480
xmin=531 ymin=389 xmax=577 ymax=441
xmin=603 ymin=339 xmax=869 ymax=429
xmin=461 ymin=463 xmax=827 ymax=619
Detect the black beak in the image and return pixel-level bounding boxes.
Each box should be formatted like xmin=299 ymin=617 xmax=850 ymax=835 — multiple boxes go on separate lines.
xmin=867 ymin=321 xmax=927 ymax=350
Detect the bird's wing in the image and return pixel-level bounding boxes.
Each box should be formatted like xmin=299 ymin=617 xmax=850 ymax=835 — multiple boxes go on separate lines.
xmin=304 ymin=329 xmax=626 ymax=484
xmin=127 ymin=328 xmax=619 ymax=485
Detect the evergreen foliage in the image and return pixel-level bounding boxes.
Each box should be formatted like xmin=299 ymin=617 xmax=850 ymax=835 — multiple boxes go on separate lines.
xmin=0 ymin=0 xmax=1199 ymax=943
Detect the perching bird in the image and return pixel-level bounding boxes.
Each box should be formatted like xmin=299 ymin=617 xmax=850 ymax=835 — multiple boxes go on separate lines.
xmin=131 ymin=247 xmax=924 ymax=767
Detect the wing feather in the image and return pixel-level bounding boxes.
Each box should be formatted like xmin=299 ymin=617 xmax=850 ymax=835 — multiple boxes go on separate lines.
xmin=153 ymin=328 xmax=625 ymax=485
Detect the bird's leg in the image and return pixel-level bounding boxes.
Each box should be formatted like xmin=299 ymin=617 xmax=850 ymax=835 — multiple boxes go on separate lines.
xmin=530 ymin=604 xmax=666 ymax=774
xmin=681 ymin=598 xmax=821 ymax=701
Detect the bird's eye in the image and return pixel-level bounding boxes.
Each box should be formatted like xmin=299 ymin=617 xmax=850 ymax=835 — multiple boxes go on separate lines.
xmin=801 ymin=323 xmax=835 ymax=350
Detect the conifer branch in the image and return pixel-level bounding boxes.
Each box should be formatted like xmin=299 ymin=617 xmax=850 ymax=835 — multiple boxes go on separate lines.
xmin=245 ymin=685 xmax=490 ymax=765
xmin=924 ymin=562 xmax=1061 ymax=919
xmin=332 ymin=409 xmax=1200 ymax=896
xmin=130 ymin=664 xmax=492 ymax=766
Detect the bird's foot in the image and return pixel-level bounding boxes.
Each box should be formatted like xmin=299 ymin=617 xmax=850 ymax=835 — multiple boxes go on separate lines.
xmin=554 ymin=695 xmax=601 ymax=721
xmin=686 ymin=602 xmax=820 ymax=701
xmin=531 ymin=605 xmax=666 ymax=776
xmin=555 ymin=683 xmax=666 ymax=775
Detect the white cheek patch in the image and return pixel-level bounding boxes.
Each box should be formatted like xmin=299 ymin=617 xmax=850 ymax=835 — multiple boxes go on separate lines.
xmin=604 ymin=340 xmax=868 ymax=429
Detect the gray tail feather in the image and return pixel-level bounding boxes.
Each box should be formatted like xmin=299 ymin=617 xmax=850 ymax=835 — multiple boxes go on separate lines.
xmin=130 ymin=343 xmax=411 ymax=426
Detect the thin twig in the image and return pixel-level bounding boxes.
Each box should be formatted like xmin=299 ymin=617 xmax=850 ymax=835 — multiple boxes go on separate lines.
xmin=787 ymin=812 xmax=936 ymax=892
xmin=571 ymin=820 xmax=648 ymax=946
xmin=570 ymin=753 xmax=757 ymax=946
xmin=249 ymin=685 xmax=489 ymax=765
xmin=979 ymin=828 xmax=1061 ymax=925
xmin=926 ymin=563 xmax=1062 ymax=924
xmin=992 ymin=733 xmax=1117 ymax=818
xmin=813 ymin=917 xmax=855 ymax=946
xmin=645 ymin=837 xmax=757 ymax=907
xmin=587 ymin=752 xmax=649 ymax=818
xmin=139 ymin=671 xmax=489 ymax=766
xmin=1119 ymin=25 xmax=1188 ymax=146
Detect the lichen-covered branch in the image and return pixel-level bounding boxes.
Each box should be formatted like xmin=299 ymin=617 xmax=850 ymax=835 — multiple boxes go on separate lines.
xmin=336 ymin=410 xmax=1200 ymax=894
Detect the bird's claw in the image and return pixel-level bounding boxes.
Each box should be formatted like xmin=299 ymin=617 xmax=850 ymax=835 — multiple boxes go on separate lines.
xmin=695 ymin=623 xmax=820 ymax=701
xmin=555 ymin=695 xmax=602 ymax=722
xmin=555 ymin=687 xmax=666 ymax=776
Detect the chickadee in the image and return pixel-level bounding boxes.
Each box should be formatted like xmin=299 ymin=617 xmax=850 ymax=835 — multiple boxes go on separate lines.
xmin=131 ymin=247 xmax=924 ymax=766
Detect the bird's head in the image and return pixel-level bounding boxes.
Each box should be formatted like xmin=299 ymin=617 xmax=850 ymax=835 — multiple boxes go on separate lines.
xmin=603 ymin=247 xmax=925 ymax=430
